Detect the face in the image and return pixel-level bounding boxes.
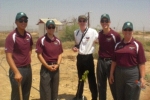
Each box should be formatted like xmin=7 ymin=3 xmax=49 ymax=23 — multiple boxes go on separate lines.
xmin=100 ymin=18 xmax=110 ymax=29
xmin=78 ymin=18 xmax=87 ymax=29
xmin=122 ymin=28 xmax=133 ymax=39
xmin=46 ymin=24 xmax=55 ymax=34
xmin=15 ymin=17 xmax=28 ymax=30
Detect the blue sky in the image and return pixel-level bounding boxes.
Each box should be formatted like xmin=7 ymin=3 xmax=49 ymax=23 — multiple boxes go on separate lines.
xmin=0 ymin=0 xmax=150 ymax=31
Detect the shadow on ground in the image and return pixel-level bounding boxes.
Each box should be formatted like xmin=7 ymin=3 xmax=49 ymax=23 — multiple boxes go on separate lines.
xmin=58 ymin=93 xmax=87 ymax=100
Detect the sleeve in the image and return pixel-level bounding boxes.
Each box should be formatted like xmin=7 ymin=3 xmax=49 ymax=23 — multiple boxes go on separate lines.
xmin=59 ymin=41 xmax=63 ymax=54
xmin=35 ymin=38 xmax=43 ymax=53
xmin=30 ymin=35 xmax=33 ymax=46
xmin=137 ymin=42 xmax=146 ymax=64
xmin=116 ymin=33 xmax=121 ymax=43
xmin=5 ymin=34 xmax=15 ymax=53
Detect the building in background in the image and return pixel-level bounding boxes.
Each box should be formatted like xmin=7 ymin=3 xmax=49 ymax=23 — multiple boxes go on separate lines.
xmin=37 ymin=18 xmax=63 ymax=37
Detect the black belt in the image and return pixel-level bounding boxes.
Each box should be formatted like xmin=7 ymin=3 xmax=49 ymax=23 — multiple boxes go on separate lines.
xmin=99 ymin=57 xmax=111 ymax=61
xmin=47 ymin=62 xmax=57 ymax=65
xmin=18 ymin=64 xmax=30 ymax=68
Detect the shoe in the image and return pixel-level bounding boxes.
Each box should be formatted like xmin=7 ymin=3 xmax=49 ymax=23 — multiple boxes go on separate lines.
xmin=72 ymin=96 xmax=84 ymax=100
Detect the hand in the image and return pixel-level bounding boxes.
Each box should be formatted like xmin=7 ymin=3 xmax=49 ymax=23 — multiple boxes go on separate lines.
xmin=53 ymin=64 xmax=59 ymax=71
xmin=109 ymin=74 xmax=114 ymax=84
xmin=14 ymin=72 xmax=22 ymax=83
xmin=47 ymin=65 xmax=55 ymax=71
xmin=72 ymin=47 xmax=78 ymax=52
xmin=94 ymin=38 xmax=99 ymax=44
xmin=140 ymin=78 xmax=146 ymax=88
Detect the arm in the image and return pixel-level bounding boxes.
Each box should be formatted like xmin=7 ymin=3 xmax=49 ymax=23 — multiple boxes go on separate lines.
xmin=29 ymin=46 xmax=32 ymax=56
xmin=53 ymin=53 xmax=63 ymax=70
xmin=139 ymin=63 xmax=146 ymax=88
xmin=37 ymin=53 xmax=55 ymax=71
xmin=109 ymin=61 xmax=116 ymax=84
xmin=6 ymin=53 xmax=22 ymax=82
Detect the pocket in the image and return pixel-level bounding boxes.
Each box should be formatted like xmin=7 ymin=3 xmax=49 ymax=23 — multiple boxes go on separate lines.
xmin=9 ymin=69 xmax=14 ymax=78
xmin=40 ymin=67 xmax=48 ymax=78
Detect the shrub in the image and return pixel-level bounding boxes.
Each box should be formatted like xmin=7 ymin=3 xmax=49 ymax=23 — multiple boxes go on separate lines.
xmin=60 ymin=23 xmax=79 ymax=42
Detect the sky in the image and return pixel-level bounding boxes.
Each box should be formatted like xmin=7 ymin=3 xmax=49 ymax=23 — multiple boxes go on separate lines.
xmin=0 ymin=0 xmax=150 ymax=31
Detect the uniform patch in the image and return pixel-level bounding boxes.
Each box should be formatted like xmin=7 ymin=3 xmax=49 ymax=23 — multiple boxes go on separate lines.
xmin=106 ymin=38 xmax=112 ymax=42
xmin=54 ymin=41 xmax=58 ymax=45
xmin=86 ymin=37 xmax=90 ymax=39
xmin=129 ymin=47 xmax=135 ymax=50
xmin=127 ymin=23 xmax=130 ymax=26
xmin=26 ymin=38 xmax=30 ymax=42
xmin=118 ymin=45 xmax=123 ymax=49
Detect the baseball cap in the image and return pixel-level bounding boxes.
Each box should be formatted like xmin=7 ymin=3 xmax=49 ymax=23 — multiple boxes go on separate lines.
xmin=46 ymin=20 xmax=55 ymax=27
xmin=78 ymin=15 xmax=87 ymax=21
xmin=15 ymin=12 xmax=28 ymax=20
xmin=122 ymin=21 xmax=133 ymax=30
xmin=100 ymin=13 xmax=110 ymax=21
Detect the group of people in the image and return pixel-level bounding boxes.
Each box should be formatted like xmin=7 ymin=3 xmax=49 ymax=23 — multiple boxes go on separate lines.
xmin=5 ymin=12 xmax=146 ymax=100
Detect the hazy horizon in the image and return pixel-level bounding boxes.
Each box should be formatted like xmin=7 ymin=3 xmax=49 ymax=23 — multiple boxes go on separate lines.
xmin=0 ymin=0 xmax=150 ymax=32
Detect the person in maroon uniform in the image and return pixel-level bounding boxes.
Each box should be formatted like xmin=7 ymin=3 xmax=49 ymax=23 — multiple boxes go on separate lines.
xmin=36 ymin=20 xmax=63 ymax=100
xmin=109 ymin=21 xmax=146 ymax=100
xmin=5 ymin=12 xmax=33 ymax=100
xmin=97 ymin=14 xmax=121 ymax=100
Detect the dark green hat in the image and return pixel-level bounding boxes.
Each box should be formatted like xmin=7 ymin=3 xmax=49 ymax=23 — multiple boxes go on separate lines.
xmin=100 ymin=13 xmax=110 ymax=20
xmin=15 ymin=12 xmax=28 ymax=20
xmin=122 ymin=21 xmax=133 ymax=30
xmin=78 ymin=15 xmax=87 ymax=21
xmin=46 ymin=20 xmax=55 ymax=27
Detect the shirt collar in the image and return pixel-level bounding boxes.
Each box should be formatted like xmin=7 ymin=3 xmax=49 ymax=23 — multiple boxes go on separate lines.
xmin=15 ymin=28 xmax=27 ymax=37
xmin=121 ymin=37 xmax=134 ymax=44
xmin=102 ymin=28 xmax=113 ymax=35
xmin=45 ymin=33 xmax=56 ymax=42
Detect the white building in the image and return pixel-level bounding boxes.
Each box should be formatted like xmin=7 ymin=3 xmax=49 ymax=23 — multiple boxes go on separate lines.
xmin=37 ymin=18 xmax=63 ymax=37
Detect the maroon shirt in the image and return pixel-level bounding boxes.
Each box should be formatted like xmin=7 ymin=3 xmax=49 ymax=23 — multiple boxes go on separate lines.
xmin=5 ymin=28 xmax=33 ymax=67
xmin=36 ymin=34 xmax=63 ymax=62
xmin=98 ymin=29 xmax=121 ymax=58
xmin=112 ymin=38 xmax=146 ymax=67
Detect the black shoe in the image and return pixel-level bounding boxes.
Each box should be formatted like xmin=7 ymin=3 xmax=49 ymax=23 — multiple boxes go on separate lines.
xmin=72 ymin=96 xmax=84 ymax=100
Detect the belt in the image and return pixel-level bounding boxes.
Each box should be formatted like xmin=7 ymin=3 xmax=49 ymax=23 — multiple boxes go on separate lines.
xmin=47 ymin=62 xmax=57 ymax=65
xmin=78 ymin=54 xmax=92 ymax=56
xmin=18 ymin=64 xmax=30 ymax=68
xmin=117 ymin=65 xmax=137 ymax=69
xmin=99 ymin=57 xmax=111 ymax=61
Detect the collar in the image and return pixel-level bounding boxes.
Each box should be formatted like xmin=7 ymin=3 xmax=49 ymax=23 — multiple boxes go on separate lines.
xmin=15 ymin=28 xmax=27 ymax=37
xmin=121 ymin=37 xmax=134 ymax=44
xmin=45 ymin=33 xmax=56 ymax=42
xmin=101 ymin=28 xmax=113 ymax=35
xmin=79 ymin=27 xmax=88 ymax=34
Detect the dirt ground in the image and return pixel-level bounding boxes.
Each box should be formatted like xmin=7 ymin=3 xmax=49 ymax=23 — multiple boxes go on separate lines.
xmin=0 ymin=48 xmax=150 ymax=100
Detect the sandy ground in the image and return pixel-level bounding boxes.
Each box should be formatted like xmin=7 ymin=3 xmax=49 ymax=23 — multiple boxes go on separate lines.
xmin=0 ymin=48 xmax=150 ymax=100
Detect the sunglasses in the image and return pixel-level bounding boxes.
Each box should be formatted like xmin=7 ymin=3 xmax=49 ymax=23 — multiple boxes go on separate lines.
xmin=101 ymin=20 xmax=109 ymax=23
xmin=47 ymin=26 xmax=55 ymax=29
xmin=18 ymin=19 xmax=28 ymax=23
xmin=123 ymin=29 xmax=133 ymax=31
xmin=79 ymin=20 xmax=86 ymax=23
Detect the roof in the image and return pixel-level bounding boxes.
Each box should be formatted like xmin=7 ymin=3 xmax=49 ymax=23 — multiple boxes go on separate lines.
xmin=37 ymin=18 xmax=62 ymax=25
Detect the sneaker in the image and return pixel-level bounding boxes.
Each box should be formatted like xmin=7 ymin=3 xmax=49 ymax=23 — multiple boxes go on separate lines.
xmin=72 ymin=96 xmax=84 ymax=100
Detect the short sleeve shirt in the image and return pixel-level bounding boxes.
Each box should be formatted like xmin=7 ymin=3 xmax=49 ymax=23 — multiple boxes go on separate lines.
xmin=74 ymin=28 xmax=98 ymax=54
xmin=112 ymin=38 xmax=146 ymax=67
xmin=98 ymin=29 xmax=121 ymax=58
xmin=5 ymin=28 xmax=33 ymax=67
xmin=36 ymin=34 xmax=63 ymax=62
